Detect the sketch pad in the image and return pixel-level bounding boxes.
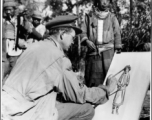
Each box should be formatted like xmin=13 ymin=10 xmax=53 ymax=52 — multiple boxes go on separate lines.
xmin=93 ymin=52 xmax=150 ymax=120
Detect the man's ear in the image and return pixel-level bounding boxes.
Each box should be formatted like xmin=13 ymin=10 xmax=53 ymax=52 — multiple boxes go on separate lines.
xmin=60 ymin=34 xmax=63 ymax=40
xmin=60 ymin=31 xmax=65 ymax=40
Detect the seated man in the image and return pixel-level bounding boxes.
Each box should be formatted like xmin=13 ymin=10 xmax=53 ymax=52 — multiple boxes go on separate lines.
xmin=2 ymin=15 xmax=116 ymax=120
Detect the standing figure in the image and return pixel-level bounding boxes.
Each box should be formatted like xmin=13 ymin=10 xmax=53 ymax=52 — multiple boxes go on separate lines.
xmin=2 ymin=0 xmax=22 ymax=79
xmin=18 ymin=10 xmax=46 ymax=49
xmin=112 ymin=65 xmax=131 ymax=114
xmin=31 ymin=10 xmax=46 ymax=42
xmin=80 ymin=0 xmax=122 ymax=87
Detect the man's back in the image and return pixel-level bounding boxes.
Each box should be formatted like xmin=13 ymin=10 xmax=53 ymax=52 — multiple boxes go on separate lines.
xmin=3 ymin=40 xmax=64 ymax=100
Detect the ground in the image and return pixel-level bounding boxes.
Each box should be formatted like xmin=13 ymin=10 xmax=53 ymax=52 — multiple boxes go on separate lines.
xmin=139 ymin=90 xmax=150 ymax=120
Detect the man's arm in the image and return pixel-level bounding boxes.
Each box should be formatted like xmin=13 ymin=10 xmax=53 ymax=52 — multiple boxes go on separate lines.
xmin=112 ymin=14 xmax=122 ymax=52
xmin=23 ymin=20 xmax=45 ymax=40
xmin=56 ymin=57 xmax=108 ymax=105
xmin=79 ymin=14 xmax=89 ymax=44
xmin=80 ymin=14 xmax=96 ymax=50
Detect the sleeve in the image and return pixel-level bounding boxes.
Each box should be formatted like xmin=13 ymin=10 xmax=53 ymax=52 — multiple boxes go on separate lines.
xmin=23 ymin=21 xmax=44 ymax=40
xmin=126 ymin=74 xmax=130 ymax=86
xmin=118 ymin=73 xmax=123 ymax=86
xmin=23 ymin=20 xmax=34 ymax=33
xmin=35 ymin=24 xmax=46 ymax=36
xmin=31 ymin=28 xmax=43 ymax=40
xmin=57 ymin=57 xmax=108 ymax=105
xmin=80 ymin=14 xmax=89 ymax=45
xmin=112 ymin=15 xmax=122 ymax=49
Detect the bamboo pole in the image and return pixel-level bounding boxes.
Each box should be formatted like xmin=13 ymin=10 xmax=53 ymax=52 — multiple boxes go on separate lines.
xmin=151 ymin=0 xmax=152 ymax=42
xmin=130 ymin=0 xmax=132 ymax=29
xmin=76 ymin=0 xmax=81 ymax=57
xmin=76 ymin=0 xmax=81 ymax=71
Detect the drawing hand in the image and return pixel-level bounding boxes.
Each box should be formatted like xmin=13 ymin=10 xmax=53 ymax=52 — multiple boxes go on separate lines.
xmin=106 ymin=75 xmax=117 ymax=94
xmin=98 ymin=84 xmax=111 ymax=97
xmin=115 ymin=48 xmax=121 ymax=54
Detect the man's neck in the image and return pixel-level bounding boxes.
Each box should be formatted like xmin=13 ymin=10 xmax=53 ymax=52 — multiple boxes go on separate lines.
xmin=48 ymin=35 xmax=63 ymax=51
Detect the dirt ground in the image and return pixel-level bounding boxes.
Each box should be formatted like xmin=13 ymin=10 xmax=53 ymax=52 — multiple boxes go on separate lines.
xmin=139 ymin=90 xmax=150 ymax=120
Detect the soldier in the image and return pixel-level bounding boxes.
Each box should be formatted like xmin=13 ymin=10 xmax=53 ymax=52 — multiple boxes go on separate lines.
xmin=2 ymin=15 xmax=116 ymax=120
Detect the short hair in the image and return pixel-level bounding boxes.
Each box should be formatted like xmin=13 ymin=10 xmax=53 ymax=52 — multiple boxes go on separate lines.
xmin=124 ymin=65 xmax=131 ymax=71
xmin=93 ymin=0 xmax=112 ymax=7
xmin=49 ymin=27 xmax=73 ymax=35
xmin=4 ymin=6 xmax=16 ymax=10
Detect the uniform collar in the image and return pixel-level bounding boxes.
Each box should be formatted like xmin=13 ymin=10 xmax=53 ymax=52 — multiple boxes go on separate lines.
xmin=47 ymin=36 xmax=63 ymax=52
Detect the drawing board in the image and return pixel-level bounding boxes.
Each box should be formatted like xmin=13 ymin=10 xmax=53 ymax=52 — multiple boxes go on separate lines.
xmin=93 ymin=52 xmax=151 ymax=120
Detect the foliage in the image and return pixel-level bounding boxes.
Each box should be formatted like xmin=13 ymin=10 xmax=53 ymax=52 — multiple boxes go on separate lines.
xmin=6 ymin=0 xmax=151 ymax=70
xmin=119 ymin=0 xmax=151 ymax=51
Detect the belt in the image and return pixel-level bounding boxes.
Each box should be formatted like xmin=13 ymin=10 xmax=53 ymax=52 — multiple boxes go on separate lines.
xmin=88 ymin=44 xmax=114 ymax=56
xmin=96 ymin=43 xmax=114 ymax=49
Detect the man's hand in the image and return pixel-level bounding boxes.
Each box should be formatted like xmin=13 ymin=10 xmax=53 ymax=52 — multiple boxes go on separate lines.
xmin=10 ymin=17 xmax=16 ymax=23
xmin=106 ymin=75 xmax=118 ymax=94
xmin=115 ymin=48 xmax=121 ymax=54
xmin=24 ymin=21 xmax=34 ymax=33
xmin=86 ymin=40 xmax=96 ymax=50
xmin=98 ymin=84 xmax=109 ymax=95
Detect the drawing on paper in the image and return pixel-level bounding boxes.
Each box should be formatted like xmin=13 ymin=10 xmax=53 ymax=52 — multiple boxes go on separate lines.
xmin=108 ymin=65 xmax=131 ymax=115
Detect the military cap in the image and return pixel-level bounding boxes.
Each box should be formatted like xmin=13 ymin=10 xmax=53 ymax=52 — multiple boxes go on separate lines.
xmin=3 ymin=0 xmax=17 ymax=7
xmin=32 ymin=11 xmax=43 ymax=20
xmin=45 ymin=15 xmax=82 ymax=35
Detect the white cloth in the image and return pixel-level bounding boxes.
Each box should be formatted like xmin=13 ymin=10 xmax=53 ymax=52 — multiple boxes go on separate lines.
xmin=97 ymin=19 xmax=104 ymax=44
xmin=35 ymin=24 xmax=46 ymax=36
xmin=6 ymin=39 xmax=22 ymax=56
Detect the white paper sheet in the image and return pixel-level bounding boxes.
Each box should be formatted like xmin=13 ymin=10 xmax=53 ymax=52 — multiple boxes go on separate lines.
xmin=93 ymin=52 xmax=151 ymax=120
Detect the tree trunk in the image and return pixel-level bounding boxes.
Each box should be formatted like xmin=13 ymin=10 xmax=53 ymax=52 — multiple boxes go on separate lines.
xmin=130 ymin=0 xmax=132 ymax=29
xmin=151 ymin=0 xmax=152 ymax=41
xmin=76 ymin=0 xmax=81 ymax=59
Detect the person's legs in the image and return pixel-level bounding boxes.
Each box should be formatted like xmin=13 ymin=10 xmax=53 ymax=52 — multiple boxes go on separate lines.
xmin=56 ymin=102 xmax=95 ymax=120
xmin=2 ymin=60 xmax=10 ymax=85
xmin=85 ymin=55 xmax=105 ymax=87
xmin=9 ymin=56 xmax=19 ymax=69
xmin=85 ymin=56 xmax=93 ymax=87
xmin=102 ymin=48 xmax=114 ymax=74
xmin=116 ymin=106 xmax=119 ymax=114
xmin=112 ymin=104 xmax=115 ymax=114
xmin=7 ymin=56 xmax=19 ymax=73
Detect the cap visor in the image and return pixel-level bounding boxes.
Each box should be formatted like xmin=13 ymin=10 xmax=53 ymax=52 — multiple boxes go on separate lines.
xmin=51 ymin=25 xmax=82 ymax=35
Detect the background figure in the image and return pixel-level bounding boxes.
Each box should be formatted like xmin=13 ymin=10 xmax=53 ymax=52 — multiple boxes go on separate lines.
xmin=80 ymin=0 xmax=122 ymax=87
xmin=2 ymin=0 xmax=22 ymax=81
xmin=18 ymin=10 xmax=47 ymax=49
xmin=2 ymin=22 xmax=10 ymax=83
xmin=112 ymin=65 xmax=131 ymax=114
xmin=31 ymin=10 xmax=46 ymax=41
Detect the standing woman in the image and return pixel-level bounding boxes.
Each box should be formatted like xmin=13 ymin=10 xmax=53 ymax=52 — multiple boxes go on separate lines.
xmin=80 ymin=0 xmax=122 ymax=87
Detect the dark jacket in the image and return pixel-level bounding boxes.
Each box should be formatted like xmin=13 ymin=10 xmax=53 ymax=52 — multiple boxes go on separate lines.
xmin=80 ymin=12 xmax=122 ymax=54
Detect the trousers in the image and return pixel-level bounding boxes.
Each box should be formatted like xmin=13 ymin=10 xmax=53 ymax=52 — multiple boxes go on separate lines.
xmin=2 ymin=56 xmax=19 ymax=85
xmin=56 ymin=102 xmax=95 ymax=120
xmin=85 ymin=48 xmax=114 ymax=87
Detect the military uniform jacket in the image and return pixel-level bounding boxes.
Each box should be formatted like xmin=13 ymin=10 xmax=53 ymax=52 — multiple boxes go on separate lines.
xmin=2 ymin=39 xmax=108 ymax=120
